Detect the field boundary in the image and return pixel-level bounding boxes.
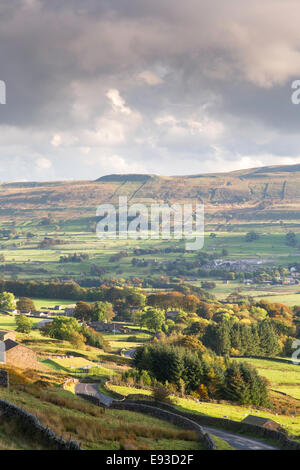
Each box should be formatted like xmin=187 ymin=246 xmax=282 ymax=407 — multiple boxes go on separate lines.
xmin=0 ymin=397 xmax=81 ymax=450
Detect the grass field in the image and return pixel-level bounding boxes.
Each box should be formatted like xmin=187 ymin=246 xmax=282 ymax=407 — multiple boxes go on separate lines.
xmin=2 ymin=222 xmax=300 ymax=306
xmin=233 ymin=358 xmax=300 ymax=400
xmin=102 ymin=332 xmax=152 ymax=353
xmin=31 ymin=298 xmax=77 ymax=309
xmin=1 ymin=226 xmax=300 ymax=282
xmin=0 ymin=314 xmax=41 ymax=331
xmin=109 ymin=384 xmax=300 ymax=437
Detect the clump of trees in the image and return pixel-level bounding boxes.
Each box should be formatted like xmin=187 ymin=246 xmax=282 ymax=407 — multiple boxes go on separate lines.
xmin=285 ymin=232 xmax=297 ymax=247
xmin=245 ymin=231 xmax=260 ymax=242
xmin=41 ymin=316 xmax=109 ymax=351
xmin=74 ymin=301 xmax=115 ymax=322
xmin=59 ymin=253 xmax=89 ymax=263
xmin=134 ymin=343 xmax=269 ymax=406
xmin=202 ymin=319 xmax=281 ymax=357
xmin=39 ymin=237 xmax=62 ymax=248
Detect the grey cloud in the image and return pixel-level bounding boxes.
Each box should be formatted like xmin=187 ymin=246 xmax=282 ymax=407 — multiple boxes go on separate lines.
xmin=1 ymin=0 xmax=300 ymax=180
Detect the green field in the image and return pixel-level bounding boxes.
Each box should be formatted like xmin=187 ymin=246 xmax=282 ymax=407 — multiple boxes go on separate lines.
xmin=233 ymin=358 xmax=300 ymax=400
xmin=2 ymin=219 xmax=300 ymax=307
xmin=110 ymin=384 xmax=300 ymax=437
xmin=102 ymin=332 xmax=152 ymax=353
xmin=0 ymin=314 xmax=41 ymax=331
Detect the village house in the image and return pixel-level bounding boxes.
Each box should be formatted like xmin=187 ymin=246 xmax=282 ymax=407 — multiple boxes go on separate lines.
xmin=0 ymin=330 xmax=38 ymax=369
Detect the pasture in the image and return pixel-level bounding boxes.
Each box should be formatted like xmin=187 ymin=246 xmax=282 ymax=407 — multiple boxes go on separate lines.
xmin=234 ymin=358 xmax=300 ymax=400
xmin=109 ymin=384 xmax=300 ymax=437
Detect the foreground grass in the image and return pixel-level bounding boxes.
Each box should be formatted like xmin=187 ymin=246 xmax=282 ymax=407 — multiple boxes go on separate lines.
xmin=0 ymin=384 xmax=205 ymax=450
xmin=0 ymin=414 xmax=54 ymax=450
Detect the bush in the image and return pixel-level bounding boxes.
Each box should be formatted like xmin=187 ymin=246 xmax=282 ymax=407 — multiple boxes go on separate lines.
xmin=15 ymin=314 xmax=33 ymax=333
xmin=127 ymin=336 xmax=138 ymax=342
xmin=152 ymin=383 xmax=173 ymax=404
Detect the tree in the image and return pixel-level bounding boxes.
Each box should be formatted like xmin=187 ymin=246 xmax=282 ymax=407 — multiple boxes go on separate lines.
xmin=43 ymin=316 xmax=81 ymax=341
xmin=69 ymin=330 xmax=86 ymax=349
xmin=152 ymin=383 xmax=172 ymax=404
xmin=142 ymin=307 xmax=165 ymax=332
xmin=92 ymin=301 xmax=115 ymax=322
xmin=224 ymin=362 xmax=250 ymax=404
xmin=202 ymin=321 xmax=231 ymax=356
xmin=0 ymin=291 xmax=16 ymax=310
xmin=258 ymin=320 xmax=281 ymax=356
xmin=16 ymin=297 xmax=36 ymax=312
xmin=286 ymin=232 xmax=297 ymax=247
xmin=74 ymin=301 xmax=92 ymax=321
xmin=224 ymin=361 xmax=269 ymax=406
xmin=15 ymin=314 xmax=33 ymax=333
xmin=201 ymin=281 xmax=216 ymax=290
xmin=245 ymin=231 xmax=260 ymax=242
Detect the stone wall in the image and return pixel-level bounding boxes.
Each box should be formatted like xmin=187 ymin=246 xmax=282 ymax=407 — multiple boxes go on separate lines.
xmin=0 ymin=369 xmax=8 ymax=387
xmin=0 ymin=398 xmax=80 ymax=450
xmin=6 ymin=344 xmax=38 ymax=369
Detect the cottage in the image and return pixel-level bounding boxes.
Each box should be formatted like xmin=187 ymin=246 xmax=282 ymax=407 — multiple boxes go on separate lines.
xmin=0 ymin=331 xmax=37 ymax=369
xmin=64 ymin=307 xmax=75 ymax=317
xmin=242 ymin=415 xmax=282 ymax=431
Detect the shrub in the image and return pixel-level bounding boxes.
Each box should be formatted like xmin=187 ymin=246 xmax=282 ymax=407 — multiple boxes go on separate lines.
xmin=152 ymin=383 xmax=172 ymax=404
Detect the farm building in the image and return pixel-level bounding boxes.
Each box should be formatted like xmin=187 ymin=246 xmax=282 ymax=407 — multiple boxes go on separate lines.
xmin=0 ymin=330 xmax=16 ymax=342
xmin=87 ymin=321 xmax=121 ymax=333
xmin=242 ymin=415 xmax=282 ymax=431
xmin=0 ymin=331 xmax=37 ymax=369
xmin=35 ymin=319 xmax=52 ymax=330
xmin=166 ymin=310 xmax=180 ymax=319
xmin=64 ymin=307 xmax=75 ymax=316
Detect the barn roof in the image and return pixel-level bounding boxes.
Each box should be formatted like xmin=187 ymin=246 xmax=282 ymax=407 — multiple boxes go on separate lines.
xmin=242 ymin=415 xmax=275 ymax=426
xmin=3 ymin=339 xmax=19 ymax=351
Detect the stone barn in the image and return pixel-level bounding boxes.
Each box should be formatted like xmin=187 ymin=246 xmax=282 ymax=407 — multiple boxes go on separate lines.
xmin=0 ymin=330 xmax=16 ymax=342
xmin=0 ymin=332 xmax=37 ymax=369
xmin=242 ymin=415 xmax=282 ymax=431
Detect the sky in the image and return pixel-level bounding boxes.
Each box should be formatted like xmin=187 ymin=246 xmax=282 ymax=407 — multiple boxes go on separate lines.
xmin=1 ymin=0 xmax=300 ymax=181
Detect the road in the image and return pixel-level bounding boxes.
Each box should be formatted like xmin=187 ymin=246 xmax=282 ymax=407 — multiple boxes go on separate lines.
xmin=75 ymin=383 xmax=278 ymax=450
xmin=75 ymin=383 xmax=115 ymax=407
xmin=123 ymin=348 xmax=136 ymax=358
xmin=202 ymin=425 xmax=278 ymax=450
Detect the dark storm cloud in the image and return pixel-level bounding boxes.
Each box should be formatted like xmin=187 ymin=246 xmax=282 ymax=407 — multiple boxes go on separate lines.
xmin=1 ymin=0 xmax=300 ymax=181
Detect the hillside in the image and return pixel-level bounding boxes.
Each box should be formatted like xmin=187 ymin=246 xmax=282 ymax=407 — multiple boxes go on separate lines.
xmin=2 ymin=163 xmax=300 ymax=224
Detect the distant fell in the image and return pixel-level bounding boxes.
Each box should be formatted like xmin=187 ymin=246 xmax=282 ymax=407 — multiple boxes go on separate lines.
xmin=3 ymin=162 xmax=300 ymax=224
xmin=96 ymin=174 xmax=156 ymax=182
